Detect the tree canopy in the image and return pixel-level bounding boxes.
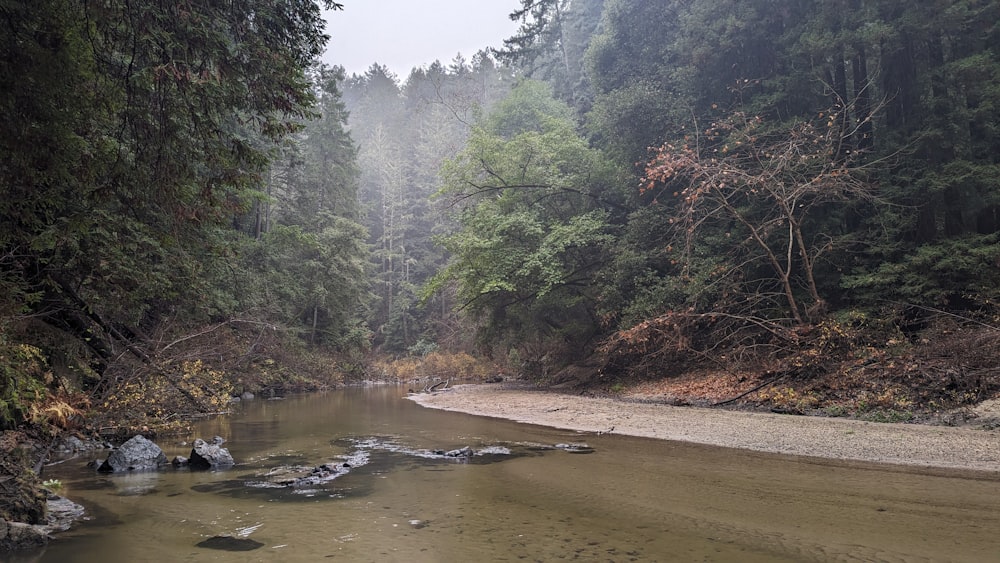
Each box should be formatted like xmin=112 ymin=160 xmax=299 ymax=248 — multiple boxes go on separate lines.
xmin=0 ymin=0 xmax=364 ymax=428
xmin=421 ymin=0 xmax=1000 ymax=380
xmin=4 ymin=0 xmax=1000 ymax=427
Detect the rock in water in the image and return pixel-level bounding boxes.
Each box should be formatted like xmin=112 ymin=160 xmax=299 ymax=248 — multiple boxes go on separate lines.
xmin=196 ymin=536 xmax=264 ymax=551
xmin=97 ymin=435 xmax=168 ymax=472
xmin=0 ymin=520 xmax=49 ymax=551
xmin=444 ymin=446 xmax=473 ymax=458
xmin=45 ymin=496 xmax=86 ymax=532
xmin=188 ymin=438 xmax=235 ymax=470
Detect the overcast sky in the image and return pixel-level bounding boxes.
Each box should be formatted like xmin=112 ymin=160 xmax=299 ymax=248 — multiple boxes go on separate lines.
xmin=322 ymin=1 xmax=522 ymax=79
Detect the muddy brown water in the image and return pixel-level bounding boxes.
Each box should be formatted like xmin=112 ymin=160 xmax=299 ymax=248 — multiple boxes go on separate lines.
xmin=22 ymin=386 xmax=1000 ymax=562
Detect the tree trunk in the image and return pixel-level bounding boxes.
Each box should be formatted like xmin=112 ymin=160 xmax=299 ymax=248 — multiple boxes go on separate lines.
xmin=311 ymin=306 xmax=318 ymax=346
xmin=718 ymin=196 xmax=804 ymax=324
xmin=793 ymin=221 xmax=823 ymax=320
xmin=554 ymin=1 xmax=572 ymax=78
xmin=852 ymin=46 xmax=872 ymax=151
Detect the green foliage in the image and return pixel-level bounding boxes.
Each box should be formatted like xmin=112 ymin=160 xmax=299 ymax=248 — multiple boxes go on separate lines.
xmin=0 ymin=343 xmax=48 ymax=430
xmin=407 ymin=339 xmax=439 ymax=358
xmin=41 ymin=479 xmax=63 ymax=492
xmin=344 ymin=56 xmax=514 ymax=353
xmin=578 ymin=0 xmax=1000 ymax=345
xmin=585 ymin=0 xmax=690 ymax=162
xmin=0 ymin=1 xmax=369 ymax=412
xmin=842 ymin=234 xmax=1000 ymax=310
xmin=496 ymin=1 xmax=604 ymax=112
xmin=432 ymin=81 xmax=621 ymax=363
xmin=254 ymin=220 xmax=369 ymax=348
xmin=249 ymin=64 xmax=371 ymax=351
xmin=486 ymin=80 xmax=575 ymax=138
xmin=2 ymin=0 xmax=329 ymax=319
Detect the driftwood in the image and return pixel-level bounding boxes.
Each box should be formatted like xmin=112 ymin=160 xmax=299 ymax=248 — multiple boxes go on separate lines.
xmin=711 ymin=371 xmax=790 ymax=407
xmin=423 ymin=379 xmax=451 ymax=393
xmin=33 ymin=435 xmax=60 ymax=475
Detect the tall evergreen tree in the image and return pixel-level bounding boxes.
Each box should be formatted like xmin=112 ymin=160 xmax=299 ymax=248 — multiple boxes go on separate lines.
xmin=0 ymin=0 xmax=348 ymax=424
xmin=345 ymin=56 xmax=513 ymax=352
xmin=258 ymin=65 xmax=369 ymax=349
xmin=497 ymin=0 xmax=605 ymax=113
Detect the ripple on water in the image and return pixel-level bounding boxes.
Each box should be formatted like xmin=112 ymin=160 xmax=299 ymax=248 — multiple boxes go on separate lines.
xmin=190 ymin=435 xmax=587 ymax=503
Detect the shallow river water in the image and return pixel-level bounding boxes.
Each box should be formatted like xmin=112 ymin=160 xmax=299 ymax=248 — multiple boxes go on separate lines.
xmin=21 ymin=386 xmax=1000 ymax=562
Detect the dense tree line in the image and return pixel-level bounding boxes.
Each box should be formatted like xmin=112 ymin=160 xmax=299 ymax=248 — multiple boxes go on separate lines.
xmin=428 ymin=0 xmax=1000 ymax=379
xmin=4 ymin=0 xmax=998 ymax=428
xmin=342 ymin=55 xmax=513 ymax=354
xmin=0 ymin=0 xmax=367 ymax=428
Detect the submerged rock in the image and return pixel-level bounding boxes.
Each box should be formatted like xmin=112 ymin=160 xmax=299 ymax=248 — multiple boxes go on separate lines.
xmin=196 ymin=536 xmax=264 ymax=551
xmin=97 ymin=435 xmax=168 ymax=472
xmin=475 ymin=446 xmax=512 ymax=456
xmin=265 ymin=462 xmax=354 ymax=489
xmin=554 ymin=443 xmax=595 ymax=454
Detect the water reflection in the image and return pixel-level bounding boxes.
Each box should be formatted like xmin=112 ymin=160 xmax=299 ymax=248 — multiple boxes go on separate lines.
xmin=31 ymin=386 xmax=1000 ymax=562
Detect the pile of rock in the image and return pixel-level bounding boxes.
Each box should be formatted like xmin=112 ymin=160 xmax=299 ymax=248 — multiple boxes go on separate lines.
xmin=432 ymin=446 xmax=474 ymax=458
xmin=94 ymin=434 xmax=234 ymax=472
xmin=280 ymin=462 xmax=353 ymax=488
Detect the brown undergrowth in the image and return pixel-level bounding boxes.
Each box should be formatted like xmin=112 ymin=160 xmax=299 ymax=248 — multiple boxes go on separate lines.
xmin=85 ymin=324 xmax=360 ymax=439
xmin=593 ymin=313 xmax=1000 ymax=423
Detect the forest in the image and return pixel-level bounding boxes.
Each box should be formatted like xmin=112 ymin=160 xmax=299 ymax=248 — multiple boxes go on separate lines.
xmin=2 ymin=0 xmax=1000 ymax=478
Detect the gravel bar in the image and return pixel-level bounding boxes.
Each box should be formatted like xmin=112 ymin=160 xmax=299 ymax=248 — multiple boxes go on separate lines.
xmin=408 ymin=384 xmax=1000 ymax=472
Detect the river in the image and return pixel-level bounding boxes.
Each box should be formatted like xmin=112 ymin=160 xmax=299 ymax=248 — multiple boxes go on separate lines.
xmin=22 ymin=386 xmax=1000 ymax=562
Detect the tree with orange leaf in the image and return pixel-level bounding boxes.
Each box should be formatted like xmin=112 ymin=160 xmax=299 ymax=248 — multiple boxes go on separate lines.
xmin=642 ymin=102 xmax=883 ymax=325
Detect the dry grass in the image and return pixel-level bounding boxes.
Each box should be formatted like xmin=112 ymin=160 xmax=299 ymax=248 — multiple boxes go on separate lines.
xmin=28 ymin=392 xmax=90 ymax=430
xmin=371 ymin=352 xmax=496 ymax=382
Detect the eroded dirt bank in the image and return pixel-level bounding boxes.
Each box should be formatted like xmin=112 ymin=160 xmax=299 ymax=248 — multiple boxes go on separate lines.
xmin=408 ymin=384 xmax=1000 ymax=472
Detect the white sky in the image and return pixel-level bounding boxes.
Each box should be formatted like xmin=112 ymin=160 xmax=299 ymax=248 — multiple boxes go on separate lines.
xmin=322 ymin=1 xmax=522 ymax=79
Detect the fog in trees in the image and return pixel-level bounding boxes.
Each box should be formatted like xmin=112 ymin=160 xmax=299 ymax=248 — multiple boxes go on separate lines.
xmin=421 ymin=0 xmax=1000 ymax=385
xmin=343 ymin=53 xmax=514 ymax=354
xmin=3 ymin=0 xmax=999 ymax=431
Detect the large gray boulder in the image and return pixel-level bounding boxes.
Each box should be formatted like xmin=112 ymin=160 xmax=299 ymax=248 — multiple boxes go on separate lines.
xmin=97 ymin=435 xmax=168 ymax=473
xmin=188 ymin=436 xmax=234 ymax=470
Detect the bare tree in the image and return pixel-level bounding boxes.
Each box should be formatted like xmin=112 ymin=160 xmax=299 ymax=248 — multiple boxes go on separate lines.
xmin=642 ymin=96 xmax=886 ymax=325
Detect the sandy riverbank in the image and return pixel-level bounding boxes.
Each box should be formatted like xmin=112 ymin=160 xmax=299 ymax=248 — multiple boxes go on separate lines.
xmin=408 ymin=384 xmax=1000 ymax=472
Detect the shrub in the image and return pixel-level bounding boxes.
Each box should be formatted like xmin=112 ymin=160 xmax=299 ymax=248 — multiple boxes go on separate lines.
xmin=373 ymin=352 xmax=494 ymax=382
xmin=0 ymin=343 xmax=48 ymax=430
